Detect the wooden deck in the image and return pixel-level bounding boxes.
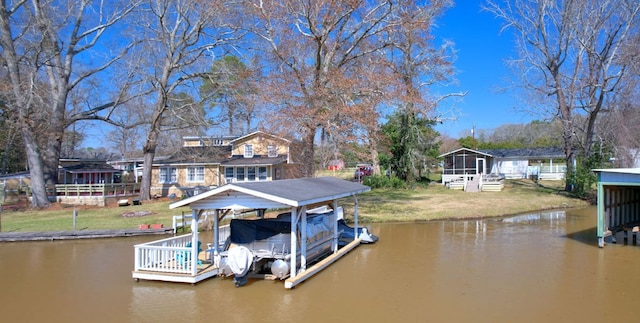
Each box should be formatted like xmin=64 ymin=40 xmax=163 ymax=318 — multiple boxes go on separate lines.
xmin=0 ymin=228 xmax=173 ymax=242
xmin=132 ymin=257 xmax=220 ymax=284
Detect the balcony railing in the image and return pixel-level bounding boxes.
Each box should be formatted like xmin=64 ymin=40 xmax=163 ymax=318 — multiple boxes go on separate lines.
xmin=52 ymin=183 xmax=141 ymax=197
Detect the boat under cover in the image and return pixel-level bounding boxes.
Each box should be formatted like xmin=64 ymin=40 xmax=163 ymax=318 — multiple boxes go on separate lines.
xmin=216 ymin=207 xmax=378 ymax=287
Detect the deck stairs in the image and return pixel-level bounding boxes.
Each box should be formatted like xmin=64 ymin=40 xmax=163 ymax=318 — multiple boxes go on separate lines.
xmin=465 ymin=176 xmax=480 ymax=192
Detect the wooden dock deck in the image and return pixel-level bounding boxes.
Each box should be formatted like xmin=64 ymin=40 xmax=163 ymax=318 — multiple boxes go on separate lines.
xmin=0 ymin=228 xmax=173 ymax=242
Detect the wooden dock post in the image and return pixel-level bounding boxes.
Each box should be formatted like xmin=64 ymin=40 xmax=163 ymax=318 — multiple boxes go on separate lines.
xmin=73 ymin=209 xmax=77 ymax=232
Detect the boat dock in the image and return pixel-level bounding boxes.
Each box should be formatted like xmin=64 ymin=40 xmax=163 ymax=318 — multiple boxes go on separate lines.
xmin=133 ymin=177 xmax=375 ymax=288
xmin=0 ymin=227 xmax=173 ymax=242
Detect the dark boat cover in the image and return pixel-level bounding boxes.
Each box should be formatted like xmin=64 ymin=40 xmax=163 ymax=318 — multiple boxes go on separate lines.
xmin=230 ymin=218 xmax=291 ymax=244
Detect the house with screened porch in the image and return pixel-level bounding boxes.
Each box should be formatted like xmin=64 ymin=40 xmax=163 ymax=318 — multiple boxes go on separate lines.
xmin=438 ymin=147 xmax=566 ymax=191
xmin=151 ymin=131 xmax=297 ymax=198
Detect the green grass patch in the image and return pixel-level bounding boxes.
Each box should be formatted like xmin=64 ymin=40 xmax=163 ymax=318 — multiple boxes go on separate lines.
xmin=0 ymin=179 xmax=590 ymax=232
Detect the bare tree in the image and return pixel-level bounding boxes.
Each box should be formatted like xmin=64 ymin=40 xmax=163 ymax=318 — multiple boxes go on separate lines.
xmin=486 ymin=0 xmax=640 ymax=191
xmin=200 ymin=55 xmax=260 ymax=136
xmin=246 ymin=0 xmax=461 ymax=177
xmin=133 ymin=0 xmax=241 ymax=200
xmin=105 ymin=98 xmax=148 ymax=159
xmin=383 ymin=0 xmax=462 ymax=181
xmin=245 ymin=0 xmax=398 ymax=177
xmin=0 ymin=0 xmax=138 ymax=207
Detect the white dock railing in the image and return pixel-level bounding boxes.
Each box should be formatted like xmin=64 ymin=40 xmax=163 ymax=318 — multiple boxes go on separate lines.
xmin=172 ymin=213 xmax=206 ymax=234
xmin=134 ymin=234 xmax=196 ymax=274
xmin=133 ymin=228 xmax=231 ymax=275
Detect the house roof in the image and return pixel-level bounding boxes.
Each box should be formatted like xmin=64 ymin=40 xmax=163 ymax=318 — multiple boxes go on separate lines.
xmin=169 ymin=176 xmax=370 ymax=210
xmin=61 ymin=162 xmax=119 ymax=173
xmin=593 ymin=168 xmax=640 ymax=185
xmin=156 ymin=146 xmax=232 ymax=165
xmin=439 ymin=147 xmax=564 ymax=159
xmin=438 ymin=148 xmax=492 ymax=158
xmin=230 ymin=131 xmax=291 ymax=144
xmin=593 ymin=168 xmax=640 ymax=175
xmin=480 ymin=147 xmax=565 ymax=159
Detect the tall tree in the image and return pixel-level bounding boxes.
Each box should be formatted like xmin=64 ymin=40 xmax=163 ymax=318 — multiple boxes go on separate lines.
xmin=105 ymin=98 xmax=148 ymax=160
xmin=245 ymin=0 xmax=397 ymax=177
xmin=246 ymin=0 xmax=460 ymax=177
xmin=134 ymin=0 xmax=240 ymax=201
xmin=382 ymin=112 xmax=440 ymax=181
xmin=0 ymin=0 xmax=138 ymax=207
xmin=200 ymin=55 xmax=259 ymax=136
xmin=383 ymin=0 xmax=461 ymax=182
xmin=486 ymin=0 xmax=640 ymax=191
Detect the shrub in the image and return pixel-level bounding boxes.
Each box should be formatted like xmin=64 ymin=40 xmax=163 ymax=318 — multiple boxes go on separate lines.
xmin=363 ymin=175 xmax=409 ymax=189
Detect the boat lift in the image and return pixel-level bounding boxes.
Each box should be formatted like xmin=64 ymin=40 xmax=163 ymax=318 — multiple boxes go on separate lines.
xmin=132 ymin=177 xmax=373 ymax=288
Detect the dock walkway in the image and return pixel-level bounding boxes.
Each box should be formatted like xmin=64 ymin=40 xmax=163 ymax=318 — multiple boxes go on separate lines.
xmin=0 ymin=228 xmax=173 ymax=242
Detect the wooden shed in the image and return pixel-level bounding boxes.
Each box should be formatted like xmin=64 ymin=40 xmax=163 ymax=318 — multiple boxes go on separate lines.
xmin=594 ymin=168 xmax=640 ymax=247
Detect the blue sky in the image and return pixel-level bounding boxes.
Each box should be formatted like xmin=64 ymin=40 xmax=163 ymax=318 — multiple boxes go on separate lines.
xmin=83 ymin=1 xmax=535 ymax=149
xmin=432 ymin=1 xmax=535 ymax=138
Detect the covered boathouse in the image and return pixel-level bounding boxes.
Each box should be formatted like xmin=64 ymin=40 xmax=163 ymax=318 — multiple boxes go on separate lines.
xmin=132 ymin=176 xmax=371 ymax=288
xmin=595 ymin=168 xmax=640 ymax=247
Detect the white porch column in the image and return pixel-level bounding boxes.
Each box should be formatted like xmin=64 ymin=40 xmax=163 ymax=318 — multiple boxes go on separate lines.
xmin=332 ymin=199 xmax=339 ymax=253
xmin=290 ymin=207 xmax=298 ymax=278
xmin=191 ymin=209 xmax=199 ymax=275
xmin=213 ymin=209 xmax=219 ymax=255
xmin=300 ymin=206 xmax=307 ymax=271
xmin=354 ymin=195 xmax=359 ymax=239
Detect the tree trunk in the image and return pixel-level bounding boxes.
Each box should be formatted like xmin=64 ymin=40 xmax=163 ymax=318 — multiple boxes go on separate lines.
xmin=301 ymin=127 xmax=316 ymax=178
xmin=139 ymin=128 xmax=159 ymax=201
xmin=21 ymin=128 xmax=50 ymax=208
xmin=42 ymin=96 xmax=68 ymax=187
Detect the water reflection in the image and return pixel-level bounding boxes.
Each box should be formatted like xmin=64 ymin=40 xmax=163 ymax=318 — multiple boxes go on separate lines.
xmin=2 ymin=206 xmax=640 ymax=322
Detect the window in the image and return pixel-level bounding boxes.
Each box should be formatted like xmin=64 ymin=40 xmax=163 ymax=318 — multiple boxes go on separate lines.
xmin=247 ymin=167 xmax=256 ymax=181
xmin=258 ymin=166 xmax=267 ymax=180
xmin=267 ymin=145 xmax=277 ymax=157
xmin=187 ymin=166 xmax=205 ymax=183
xmin=244 ymin=144 xmax=254 ymax=158
xmin=225 ymin=167 xmax=234 ymax=183
xmin=236 ymin=167 xmax=245 ymax=181
xmin=159 ymin=167 xmax=177 ymax=183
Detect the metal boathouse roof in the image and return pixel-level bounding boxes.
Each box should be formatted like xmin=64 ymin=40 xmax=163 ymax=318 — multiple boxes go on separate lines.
xmin=169 ymin=176 xmax=371 ymax=210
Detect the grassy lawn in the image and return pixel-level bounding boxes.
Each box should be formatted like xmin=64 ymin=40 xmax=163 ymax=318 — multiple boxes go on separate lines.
xmin=349 ymin=179 xmax=590 ymax=223
xmin=0 ymin=199 xmax=180 ymax=232
xmin=0 ymin=179 xmax=591 ymax=233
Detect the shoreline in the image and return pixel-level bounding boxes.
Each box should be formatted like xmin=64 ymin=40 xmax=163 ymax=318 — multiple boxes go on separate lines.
xmin=0 ymin=179 xmax=591 ymax=234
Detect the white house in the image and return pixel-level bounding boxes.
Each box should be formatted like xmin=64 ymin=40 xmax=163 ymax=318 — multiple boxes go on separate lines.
xmin=439 ymin=147 xmax=566 ymax=184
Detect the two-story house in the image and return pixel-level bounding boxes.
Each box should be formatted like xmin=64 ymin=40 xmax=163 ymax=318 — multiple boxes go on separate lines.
xmin=151 ymin=131 xmax=296 ymax=198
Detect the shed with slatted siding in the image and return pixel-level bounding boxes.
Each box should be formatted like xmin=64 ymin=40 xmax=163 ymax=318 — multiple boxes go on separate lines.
xmin=594 ymin=168 xmax=640 ymax=247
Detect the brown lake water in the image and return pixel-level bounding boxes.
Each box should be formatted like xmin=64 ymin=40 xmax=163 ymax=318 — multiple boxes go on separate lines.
xmin=1 ymin=206 xmax=639 ymax=323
